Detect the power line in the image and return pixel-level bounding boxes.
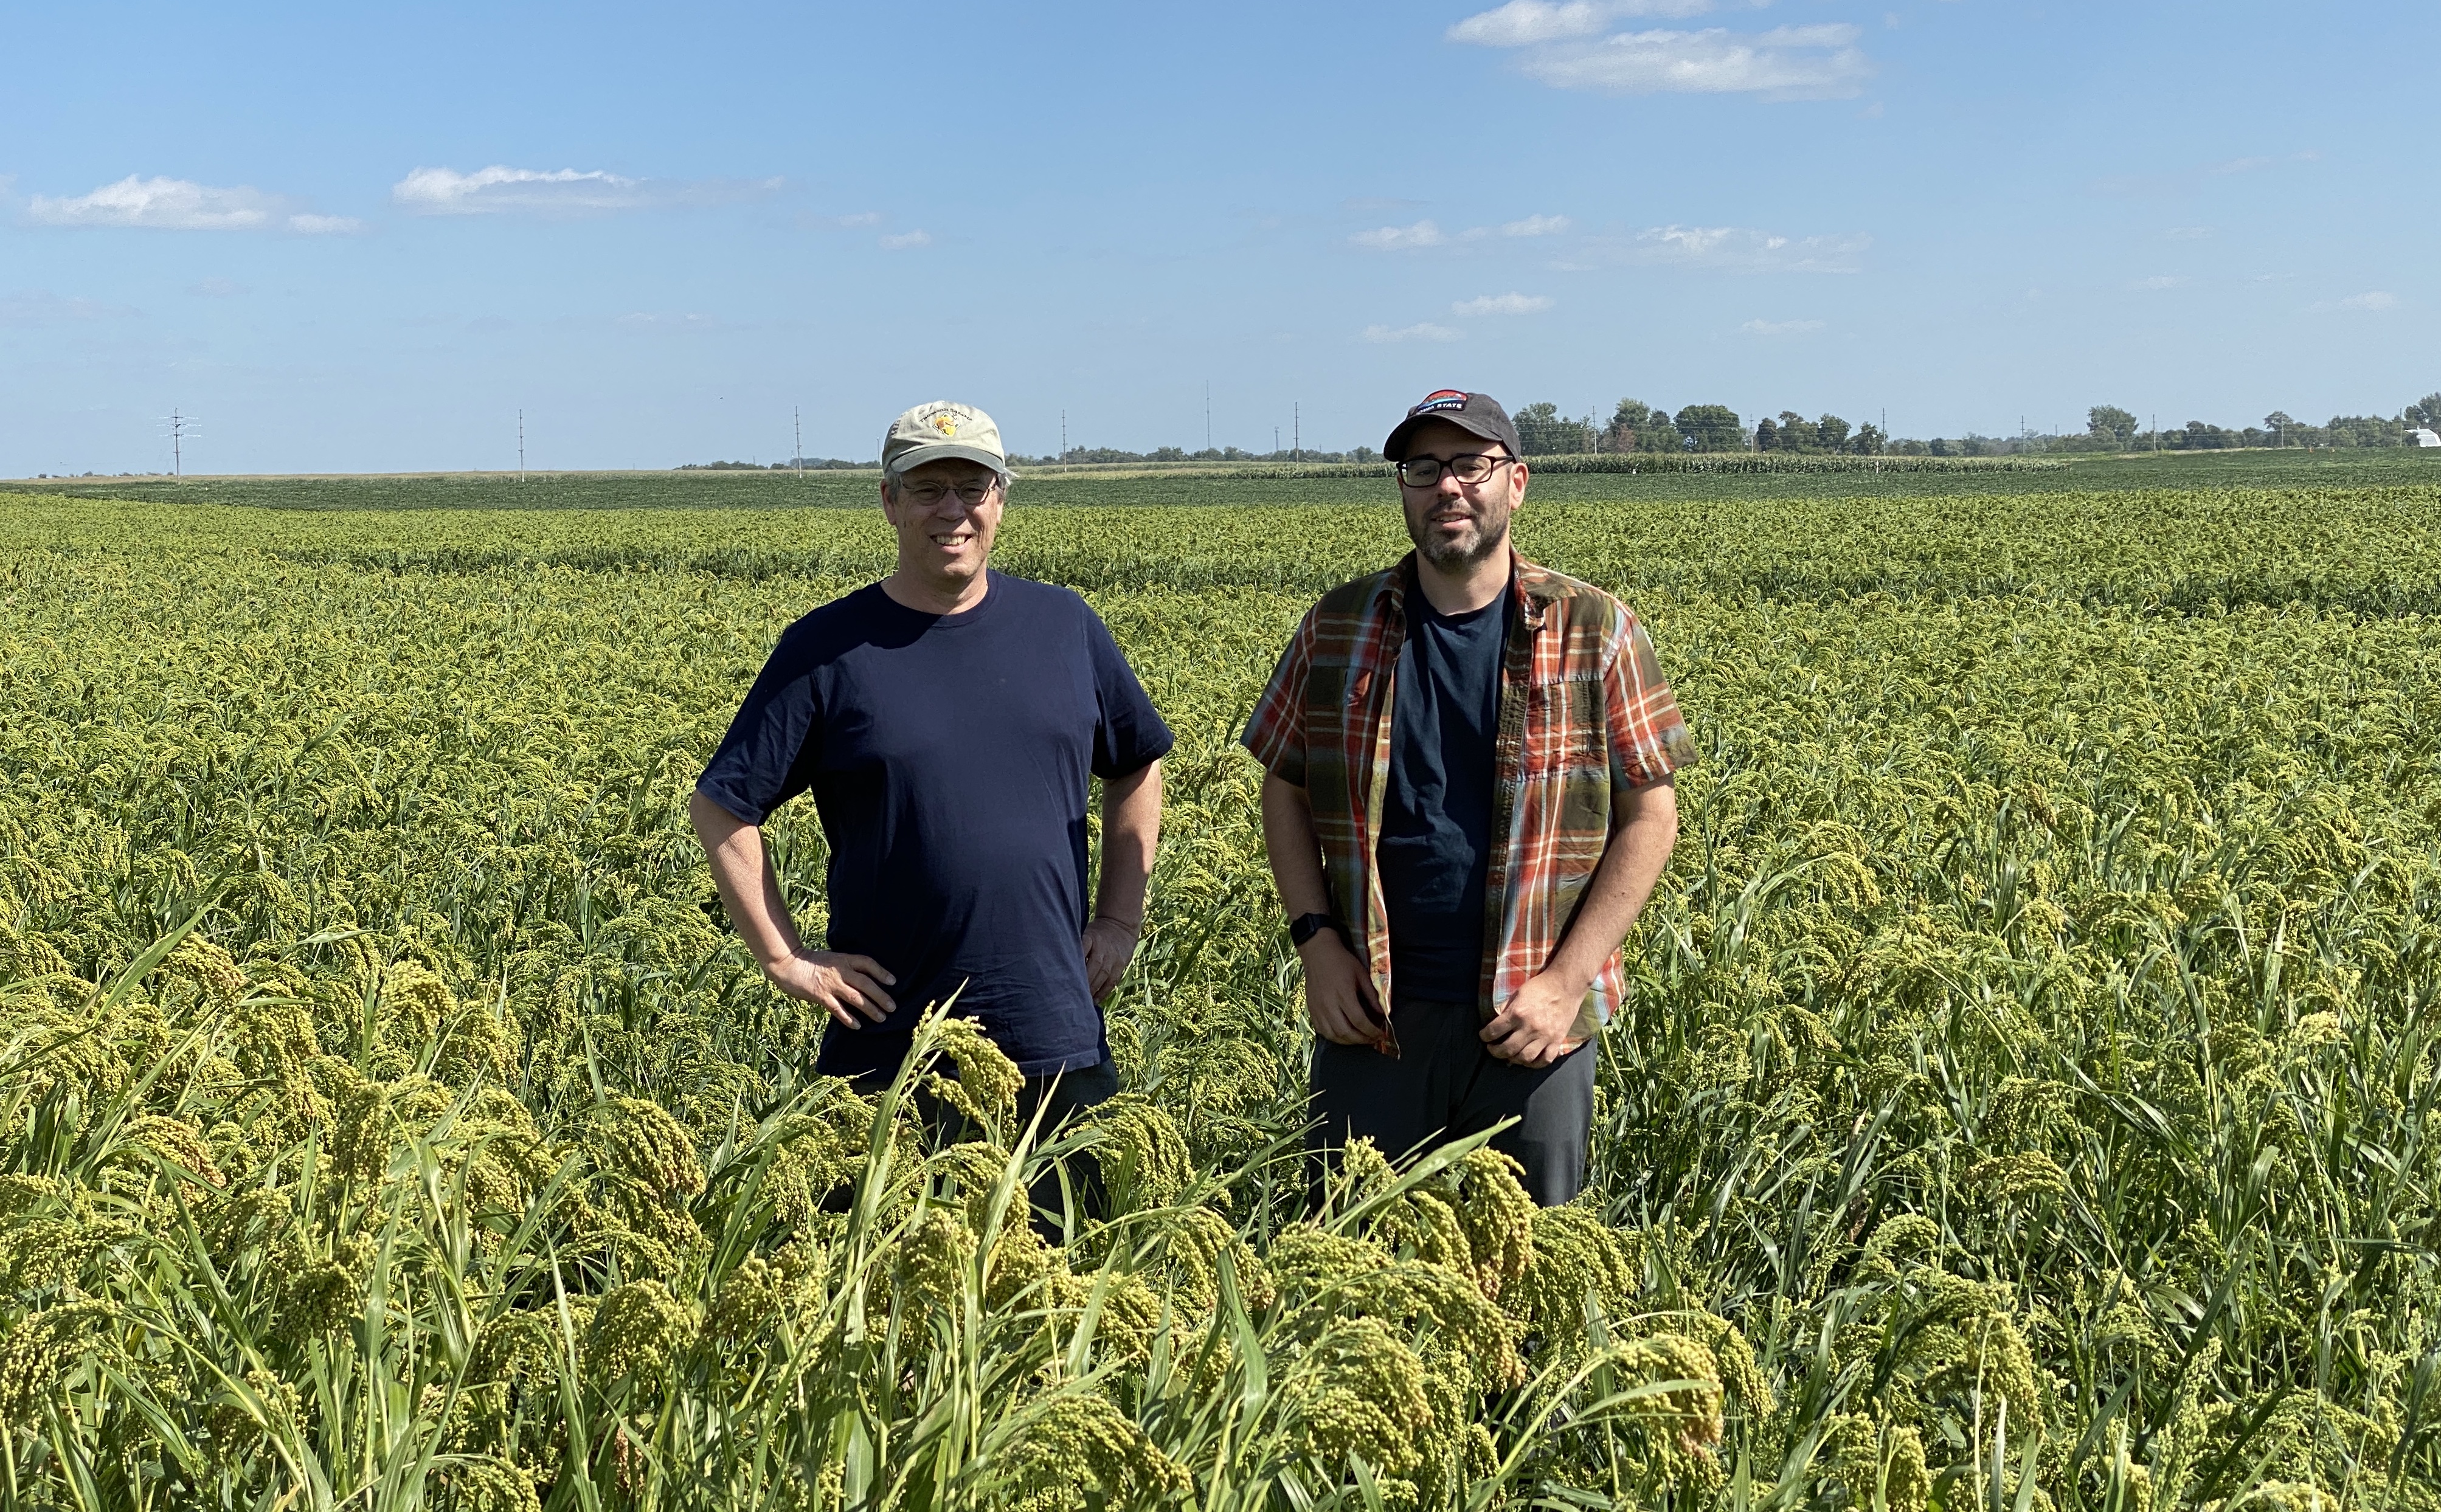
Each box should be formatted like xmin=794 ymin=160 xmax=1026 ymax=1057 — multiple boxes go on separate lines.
xmin=159 ymin=408 xmax=199 ymax=478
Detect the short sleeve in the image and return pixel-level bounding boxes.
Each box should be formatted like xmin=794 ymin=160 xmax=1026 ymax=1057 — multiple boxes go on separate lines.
xmin=1238 ymin=612 xmax=1315 ymax=787
xmin=1083 ymin=608 xmax=1174 ymax=780
xmin=1604 ymin=613 xmax=1695 ymax=795
xmin=696 ymin=626 xmax=823 ymax=824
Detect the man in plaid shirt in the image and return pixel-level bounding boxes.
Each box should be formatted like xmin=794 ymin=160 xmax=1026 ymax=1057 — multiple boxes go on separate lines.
xmin=1241 ymin=390 xmax=1692 ymax=1205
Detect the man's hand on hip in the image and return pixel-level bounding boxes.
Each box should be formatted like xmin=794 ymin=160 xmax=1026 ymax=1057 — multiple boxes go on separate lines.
xmin=764 ymin=950 xmax=897 ymax=1029
xmin=1481 ymin=970 xmax=1586 ymax=1068
xmin=1081 ymin=916 xmax=1139 ymax=1001
xmin=1298 ymin=930 xmax=1391 ymax=1049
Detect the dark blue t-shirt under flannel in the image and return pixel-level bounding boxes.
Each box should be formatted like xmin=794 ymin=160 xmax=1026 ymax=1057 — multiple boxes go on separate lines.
xmin=696 ymin=573 xmax=1172 ymax=1079
xmin=1377 ymin=581 xmax=1509 ymax=1007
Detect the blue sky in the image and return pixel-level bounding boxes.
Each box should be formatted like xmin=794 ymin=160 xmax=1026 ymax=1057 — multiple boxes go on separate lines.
xmin=2 ymin=0 xmax=2432 ymax=474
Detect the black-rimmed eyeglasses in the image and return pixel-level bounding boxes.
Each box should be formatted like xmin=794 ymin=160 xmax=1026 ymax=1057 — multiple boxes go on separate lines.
xmin=1396 ymin=453 xmax=1515 ymax=488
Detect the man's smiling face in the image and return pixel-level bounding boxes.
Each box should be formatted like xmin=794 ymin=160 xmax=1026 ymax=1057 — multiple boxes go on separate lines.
xmin=1397 ymin=416 xmax=1524 ymax=571
xmin=883 ymin=457 xmax=1004 ymax=593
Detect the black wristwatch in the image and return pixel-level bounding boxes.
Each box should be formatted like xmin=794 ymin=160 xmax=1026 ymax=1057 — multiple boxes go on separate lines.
xmin=1289 ymin=913 xmax=1346 ymax=949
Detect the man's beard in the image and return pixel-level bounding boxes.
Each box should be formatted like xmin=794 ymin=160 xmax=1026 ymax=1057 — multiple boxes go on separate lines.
xmin=1408 ymin=504 xmax=1511 ymax=571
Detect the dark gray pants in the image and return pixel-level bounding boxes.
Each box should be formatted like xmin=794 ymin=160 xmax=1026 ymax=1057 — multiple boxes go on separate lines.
xmin=887 ymin=1054 xmax=1120 ymax=1239
xmin=1308 ymin=999 xmax=1597 ymax=1207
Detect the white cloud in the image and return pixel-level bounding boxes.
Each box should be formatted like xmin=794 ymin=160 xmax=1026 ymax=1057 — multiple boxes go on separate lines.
xmin=1361 ymin=322 xmax=1462 ymax=342
xmin=2166 ymin=226 xmax=2212 ymax=240
xmin=879 ymin=230 xmax=932 ymax=249
xmin=1448 ymin=0 xmax=1712 ymax=46
xmin=1453 ymin=6 xmax=1874 ymax=100
xmin=186 ymin=277 xmax=247 ymax=297
xmin=2208 ymin=150 xmax=2316 ymax=177
xmin=1501 ymin=213 xmax=1572 ymax=236
xmin=1352 ymin=219 xmax=1446 ymax=250
xmin=1530 ymin=25 xmax=1871 ymax=97
xmin=2131 ymin=275 xmax=2185 ymax=290
xmin=392 ymin=165 xmax=780 ymax=216
xmin=1450 ymin=1 xmax=1613 ymax=46
xmin=1563 ymin=224 xmax=1868 ymax=272
xmin=835 ymin=211 xmax=882 ymax=227
xmin=2336 ymin=291 xmax=2397 ymax=311
xmin=1740 ymin=317 xmax=1824 ymax=335
xmin=0 ymin=289 xmax=137 ymax=325
xmin=1453 ymin=292 xmax=1554 ymax=316
xmin=26 ymin=174 xmax=353 ymax=232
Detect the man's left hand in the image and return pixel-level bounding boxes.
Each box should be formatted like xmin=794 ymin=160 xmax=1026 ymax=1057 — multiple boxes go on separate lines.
xmin=1082 ymin=916 xmax=1140 ymax=1001
xmin=1481 ymin=971 xmax=1587 ymax=1068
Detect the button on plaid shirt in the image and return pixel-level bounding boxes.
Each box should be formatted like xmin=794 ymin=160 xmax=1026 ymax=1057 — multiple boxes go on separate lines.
xmin=1240 ymin=550 xmax=1694 ymax=1042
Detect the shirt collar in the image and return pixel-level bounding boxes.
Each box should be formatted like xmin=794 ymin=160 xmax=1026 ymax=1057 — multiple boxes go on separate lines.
xmin=1380 ymin=547 xmax=1554 ymax=629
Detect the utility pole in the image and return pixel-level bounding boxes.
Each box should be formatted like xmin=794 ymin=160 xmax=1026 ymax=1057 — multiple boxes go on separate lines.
xmin=519 ymin=410 xmax=526 ymax=480
xmin=794 ymin=407 xmax=803 ymax=479
xmin=1205 ymin=381 xmax=1212 ymax=453
xmin=1273 ymin=426 xmax=1280 ymax=456
xmin=2152 ymin=413 xmax=2158 ymax=453
xmin=1293 ymin=402 xmax=1300 ymax=461
xmin=1061 ymin=410 xmax=1068 ymax=459
xmin=160 ymin=409 xmax=199 ymax=478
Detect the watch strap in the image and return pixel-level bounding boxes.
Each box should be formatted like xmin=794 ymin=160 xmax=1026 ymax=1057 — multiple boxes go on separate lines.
xmin=1289 ymin=912 xmax=1344 ymax=948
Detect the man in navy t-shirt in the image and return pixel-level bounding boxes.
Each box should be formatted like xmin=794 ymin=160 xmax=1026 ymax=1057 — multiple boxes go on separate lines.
xmin=690 ymin=401 xmax=1171 ymax=1116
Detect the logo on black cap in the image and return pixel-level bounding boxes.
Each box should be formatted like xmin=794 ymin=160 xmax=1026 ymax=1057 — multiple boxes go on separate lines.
xmin=1412 ymin=390 xmax=1470 ymax=415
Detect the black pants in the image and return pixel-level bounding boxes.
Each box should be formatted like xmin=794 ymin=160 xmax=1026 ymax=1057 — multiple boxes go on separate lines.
xmin=1308 ymin=998 xmax=1597 ymax=1207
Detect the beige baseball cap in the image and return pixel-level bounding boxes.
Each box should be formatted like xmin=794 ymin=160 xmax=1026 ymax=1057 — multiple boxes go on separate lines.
xmin=881 ymin=401 xmax=1012 ymax=479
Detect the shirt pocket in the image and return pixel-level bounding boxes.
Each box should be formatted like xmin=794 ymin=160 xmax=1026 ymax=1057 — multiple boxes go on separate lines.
xmin=1522 ymin=674 xmax=1607 ymax=777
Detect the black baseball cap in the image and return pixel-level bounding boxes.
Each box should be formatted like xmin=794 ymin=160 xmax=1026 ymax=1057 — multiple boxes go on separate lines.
xmin=1382 ymin=389 xmax=1523 ymax=461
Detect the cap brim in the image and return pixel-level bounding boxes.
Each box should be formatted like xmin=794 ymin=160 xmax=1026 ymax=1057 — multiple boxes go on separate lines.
xmin=1383 ymin=411 xmax=1512 ymax=461
xmin=884 ymin=442 xmax=1014 ymax=478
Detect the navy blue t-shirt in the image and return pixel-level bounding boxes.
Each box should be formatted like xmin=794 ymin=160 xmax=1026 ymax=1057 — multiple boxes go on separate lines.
xmin=1377 ymin=579 xmax=1510 ymax=1007
xmin=696 ymin=572 xmax=1172 ymax=1079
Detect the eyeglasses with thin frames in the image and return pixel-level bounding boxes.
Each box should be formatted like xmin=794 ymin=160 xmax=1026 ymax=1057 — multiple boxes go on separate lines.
xmin=1396 ymin=453 xmax=1515 ymax=488
xmin=898 ymin=479 xmax=1001 ymax=507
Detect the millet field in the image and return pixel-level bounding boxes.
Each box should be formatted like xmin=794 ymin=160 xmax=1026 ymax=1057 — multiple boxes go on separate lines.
xmin=4 ymin=457 xmax=2440 ymax=1510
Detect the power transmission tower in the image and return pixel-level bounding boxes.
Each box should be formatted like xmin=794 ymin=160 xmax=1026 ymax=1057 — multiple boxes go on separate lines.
xmin=1062 ymin=411 xmax=1068 ymax=459
xmin=519 ymin=410 xmax=526 ymax=481
xmin=1205 ymin=381 xmax=1212 ymax=452
xmin=794 ymin=407 xmax=803 ymax=478
xmin=159 ymin=409 xmax=199 ymax=478
xmin=1293 ymin=402 xmax=1300 ymax=461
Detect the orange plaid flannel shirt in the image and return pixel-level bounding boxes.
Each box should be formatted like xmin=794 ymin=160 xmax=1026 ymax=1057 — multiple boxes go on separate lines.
xmin=1241 ymin=551 xmax=1694 ymax=1040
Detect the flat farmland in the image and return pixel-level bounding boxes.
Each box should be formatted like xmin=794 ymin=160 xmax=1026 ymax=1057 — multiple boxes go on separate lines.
xmin=4 ymin=473 xmax=2440 ymax=1509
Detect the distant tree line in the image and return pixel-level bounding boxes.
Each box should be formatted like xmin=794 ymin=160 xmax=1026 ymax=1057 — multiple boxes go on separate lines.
xmin=2063 ymin=396 xmax=2441 ymax=452
xmin=678 ymin=458 xmax=874 ymax=471
xmin=1502 ymin=388 xmax=2441 ymax=458
xmin=1004 ymin=445 xmax=1385 ymax=466
xmin=680 ymin=387 xmax=2439 ymax=471
xmin=1512 ymin=399 xmax=1883 ymax=455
